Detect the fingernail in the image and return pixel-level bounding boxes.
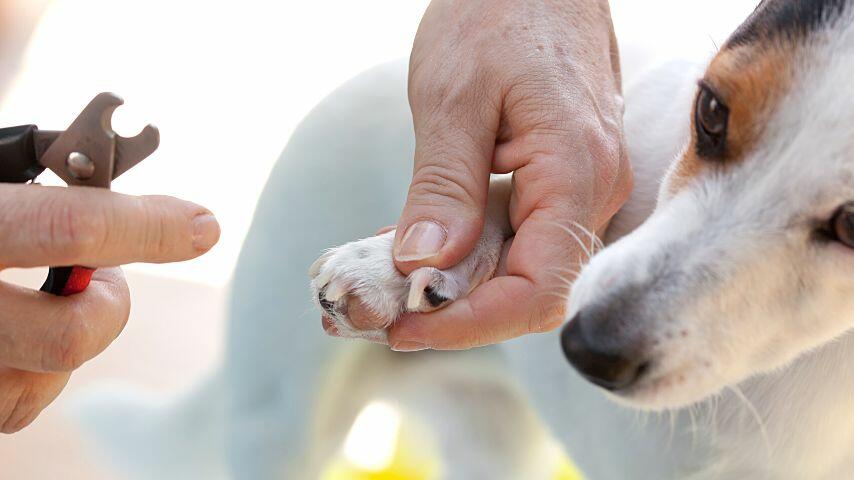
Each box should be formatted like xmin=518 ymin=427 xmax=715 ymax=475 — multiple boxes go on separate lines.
xmin=391 ymin=341 xmax=428 ymax=352
xmin=394 ymin=221 xmax=446 ymax=262
xmin=193 ymin=213 xmax=221 ymax=251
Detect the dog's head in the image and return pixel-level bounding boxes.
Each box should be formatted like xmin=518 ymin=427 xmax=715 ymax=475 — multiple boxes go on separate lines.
xmin=563 ymin=0 xmax=854 ymax=410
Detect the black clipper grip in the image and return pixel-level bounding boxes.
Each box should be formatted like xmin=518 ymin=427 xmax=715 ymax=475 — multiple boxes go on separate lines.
xmin=0 ymin=125 xmax=44 ymax=183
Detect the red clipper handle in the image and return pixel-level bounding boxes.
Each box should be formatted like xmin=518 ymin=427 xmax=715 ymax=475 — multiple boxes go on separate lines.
xmin=41 ymin=266 xmax=96 ymax=296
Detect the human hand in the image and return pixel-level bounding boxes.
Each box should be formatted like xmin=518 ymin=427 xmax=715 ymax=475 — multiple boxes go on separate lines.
xmin=0 ymin=184 xmax=220 ymax=432
xmin=345 ymin=0 xmax=632 ymax=349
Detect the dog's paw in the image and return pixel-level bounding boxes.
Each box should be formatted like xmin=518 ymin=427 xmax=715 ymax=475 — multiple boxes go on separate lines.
xmin=309 ymin=230 xmax=503 ymax=342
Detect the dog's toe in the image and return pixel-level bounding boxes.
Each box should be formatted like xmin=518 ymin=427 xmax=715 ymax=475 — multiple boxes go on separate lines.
xmin=309 ymin=251 xmax=333 ymax=278
xmin=318 ymin=287 xmax=339 ymax=317
xmin=423 ymin=286 xmax=450 ymax=308
xmin=406 ymin=267 xmax=461 ymax=312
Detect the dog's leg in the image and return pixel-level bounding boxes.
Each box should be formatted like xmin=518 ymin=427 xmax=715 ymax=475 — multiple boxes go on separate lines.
xmin=310 ymin=176 xmax=513 ymax=341
xmin=225 ymin=60 xmax=420 ymax=478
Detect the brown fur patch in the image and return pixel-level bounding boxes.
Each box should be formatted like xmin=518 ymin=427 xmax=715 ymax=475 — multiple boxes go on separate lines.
xmin=665 ymin=42 xmax=796 ymax=195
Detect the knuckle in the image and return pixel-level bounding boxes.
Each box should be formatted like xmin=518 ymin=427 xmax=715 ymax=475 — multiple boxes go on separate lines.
xmin=409 ymin=162 xmax=483 ymax=213
xmin=513 ymin=158 xmax=585 ymax=214
xmin=410 ymin=62 xmax=496 ymax=123
xmin=409 ymin=60 xmax=467 ymax=108
xmin=610 ymin=143 xmax=634 ymax=207
xmin=140 ymin=198 xmax=172 ymax=257
xmin=41 ymin=313 xmax=94 ymax=372
xmin=413 ymin=80 xmax=473 ymax=116
xmin=33 ymin=198 xmax=107 ymax=260
xmin=590 ymin=132 xmax=627 ymax=185
xmin=580 ymin=128 xmax=633 ymax=220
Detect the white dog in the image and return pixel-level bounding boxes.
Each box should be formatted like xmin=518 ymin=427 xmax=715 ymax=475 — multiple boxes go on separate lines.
xmin=309 ymin=1 xmax=854 ymax=478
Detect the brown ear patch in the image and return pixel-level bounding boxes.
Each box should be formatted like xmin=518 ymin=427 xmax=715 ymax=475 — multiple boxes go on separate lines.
xmin=665 ymin=43 xmax=796 ymax=196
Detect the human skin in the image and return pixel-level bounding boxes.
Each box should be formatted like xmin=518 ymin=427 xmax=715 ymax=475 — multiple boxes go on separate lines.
xmin=0 ymin=185 xmax=220 ymax=433
xmin=332 ymin=0 xmax=633 ymax=350
xmin=0 ymin=0 xmax=221 ymax=434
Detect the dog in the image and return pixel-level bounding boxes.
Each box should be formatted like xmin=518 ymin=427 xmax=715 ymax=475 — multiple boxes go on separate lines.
xmin=72 ymin=1 xmax=853 ymax=479
xmin=309 ymin=1 xmax=854 ymax=478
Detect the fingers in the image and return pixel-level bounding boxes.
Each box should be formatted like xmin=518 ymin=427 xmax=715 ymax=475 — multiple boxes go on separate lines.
xmin=0 ymin=184 xmax=221 ymax=269
xmin=0 ymin=368 xmax=70 ymax=433
xmin=390 ymin=136 xmax=631 ymax=350
xmin=378 ymin=0 xmax=630 ymax=350
xmin=394 ymin=69 xmax=500 ymax=275
xmin=0 ymin=268 xmax=130 ymax=373
xmin=387 ymin=219 xmax=579 ymax=350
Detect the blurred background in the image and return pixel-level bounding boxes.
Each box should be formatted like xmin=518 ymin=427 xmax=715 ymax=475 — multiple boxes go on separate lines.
xmin=0 ymin=0 xmax=754 ymax=478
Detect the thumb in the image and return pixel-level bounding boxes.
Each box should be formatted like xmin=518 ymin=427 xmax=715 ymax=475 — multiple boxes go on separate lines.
xmin=394 ymin=96 xmax=498 ymax=274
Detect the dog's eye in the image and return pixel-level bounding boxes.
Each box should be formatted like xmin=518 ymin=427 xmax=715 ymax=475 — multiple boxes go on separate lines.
xmin=831 ymin=203 xmax=854 ymax=248
xmin=695 ymin=85 xmax=729 ymax=158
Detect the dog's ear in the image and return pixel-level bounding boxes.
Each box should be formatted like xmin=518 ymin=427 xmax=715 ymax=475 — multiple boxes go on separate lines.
xmin=727 ymin=0 xmax=850 ymax=47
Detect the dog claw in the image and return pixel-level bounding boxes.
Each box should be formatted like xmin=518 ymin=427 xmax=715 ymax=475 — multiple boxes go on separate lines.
xmin=309 ymin=251 xmax=333 ymax=278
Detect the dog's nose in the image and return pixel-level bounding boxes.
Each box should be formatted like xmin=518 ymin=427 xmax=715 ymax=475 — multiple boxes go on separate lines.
xmin=560 ymin=310 xmax=648 ymax=391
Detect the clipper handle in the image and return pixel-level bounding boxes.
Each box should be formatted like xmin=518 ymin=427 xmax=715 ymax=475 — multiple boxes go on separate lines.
xmin=41 ymin=266 xmax=96 ymax=296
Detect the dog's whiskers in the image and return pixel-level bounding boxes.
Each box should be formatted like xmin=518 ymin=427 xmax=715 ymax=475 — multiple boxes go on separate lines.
xmin=544 ymin=268 xmax=582 ymax=285
xmin=639 ymin=409 xmax=651 ymax=429
xmin=546 ymin=263 xmax=585 ymax=273
xmin=688 ymin=404 xmax=699 ymax=451
xmin=532 ymin=289 xmax=572 ymax=304
xmin=666 ymin=409 xmax=677 ymax=450
xmin=728 ymin=385 xmax=772 ymax=459
xmin=545 ymin=265 xmax=583 ymax=276
xmin=569 ymin=220 xmax=604 ymax=256
xmin=708 ymin=393 xmax=722 ymax=445
xmin=545 ymin=220 xmax=598 ymax=260
xmin=541 ymin=272 xmax=576 ymax=287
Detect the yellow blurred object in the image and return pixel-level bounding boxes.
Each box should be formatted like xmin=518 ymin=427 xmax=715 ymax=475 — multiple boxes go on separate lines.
xmin=321 ymin=436 xmax=440 ymax=480
xmin=321 ymin=401 xmax=442 ymax=480
xmin=552 ymin=453 xmax=585 ymax=480
xmin=319 ymin=400 xmax=586 ymax=480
